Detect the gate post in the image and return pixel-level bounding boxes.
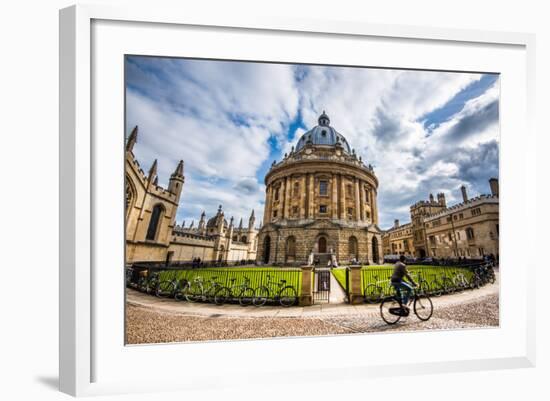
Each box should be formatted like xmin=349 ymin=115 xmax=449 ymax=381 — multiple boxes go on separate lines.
xmin=300 ymin=265 xmax=314 ymax=306
xmin=349 ymin=264 xmax=363 ymax=304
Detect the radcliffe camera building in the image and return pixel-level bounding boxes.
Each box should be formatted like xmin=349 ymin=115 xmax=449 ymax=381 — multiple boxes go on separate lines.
xmin=257 ymin=112 xmax=383 ymax=265
xmin=382 ymin=179 xmax=499 ymax=260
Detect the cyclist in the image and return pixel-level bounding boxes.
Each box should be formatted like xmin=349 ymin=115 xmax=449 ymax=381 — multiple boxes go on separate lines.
xmin=391 ymin=255 xmax=417 ymax=312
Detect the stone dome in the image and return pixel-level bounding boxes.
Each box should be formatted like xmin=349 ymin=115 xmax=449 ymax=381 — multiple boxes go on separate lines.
xmin=295 ymin=112 xmax=352 ymax=154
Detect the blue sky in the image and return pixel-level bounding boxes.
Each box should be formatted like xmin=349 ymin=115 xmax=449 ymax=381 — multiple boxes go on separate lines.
xmin=125 ymin=56 xmax=499 ymax=229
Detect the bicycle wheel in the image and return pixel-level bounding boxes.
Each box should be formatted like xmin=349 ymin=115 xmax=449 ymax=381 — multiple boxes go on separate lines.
xmin=279 ymin=286 xmax=297 ymax=307
xmin=156 ymin=281 xmax=175 ymax=298
xmin=214 ymin=286 xmax=231 ymax=305
xmin=183 ymin=283 xmax=202 ymax=302
xmin=253 ymin=286 xmax=269 ymax=306
xmin=238 ymin=287 xmax=255 ymax=306
xmin=419 ymin=281 xmax=431 ymax=296
xmin=174 ymin=280 xmax=189 ymax=301
xmin=380 ymin=298 xmax=402 ymax=325
xmin=364 ymin=284 xmax=382 ymax=304
xmin=442 ymin=278 xmax=454 ymax=294
xmin=432 ymin=280 xmax=443 ymax=297
xmin=137 ymin=277 xmax=147 ymax=292
xmin=414 ymin=295 xmax=433 ymax=321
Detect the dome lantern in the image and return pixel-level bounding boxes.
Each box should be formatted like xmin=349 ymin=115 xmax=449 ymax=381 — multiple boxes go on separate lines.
xmin=318 ymin=110 xmax=330 ymax=126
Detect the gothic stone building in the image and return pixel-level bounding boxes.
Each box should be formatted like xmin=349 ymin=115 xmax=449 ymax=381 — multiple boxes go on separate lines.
xmin=382 ymin=179 xmax=499 ymax=260
xmin=125 ymin=126 xmax=258 ymax=265
xmin=256 ymin=112 xmax=383 ymax=265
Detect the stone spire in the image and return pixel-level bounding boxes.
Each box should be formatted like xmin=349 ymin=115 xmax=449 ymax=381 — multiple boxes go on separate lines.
xmin=147 ymin=159 xmax=157 ymax=186
xmin=238 ymin=218 xmax=243 ymax=230
xmin=198 ymin=211 xmax=206 ymax=234
xmin=248 ymin=209 xmax=256 ymax=230
xmin=126 ymin=125 xmax=138 ymax=152
xmin=168 ymin=160 xmax=185 ymax=199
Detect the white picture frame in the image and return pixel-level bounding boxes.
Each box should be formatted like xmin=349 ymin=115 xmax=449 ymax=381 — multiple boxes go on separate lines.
xmin=59 ymin=4 xmax=536 ymax=397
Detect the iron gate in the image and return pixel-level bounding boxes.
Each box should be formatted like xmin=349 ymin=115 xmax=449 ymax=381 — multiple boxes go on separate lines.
xmin=313 ymin=268 xmax=331 ymax=303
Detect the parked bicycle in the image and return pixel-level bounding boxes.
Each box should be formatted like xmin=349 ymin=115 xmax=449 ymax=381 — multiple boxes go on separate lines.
xmin=137 ymin=271 xmax=160 ymax=294
xmin=182 ymin=276 xmax=223 ymax=303
xmin=380 ymin=284 xmax=433 ymax=325
xmin=253 ymin=275 xmax=297 ymax=307
xmin=156 ymin=276 xmax=189 ymax=299
xmin=363 ymin=275 xmax=389 ymax=304
xmin=213 ymin=276 xmax=256 ymax=306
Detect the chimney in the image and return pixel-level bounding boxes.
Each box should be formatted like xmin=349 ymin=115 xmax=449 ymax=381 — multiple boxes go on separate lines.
xmin=394 ymin=219 xmax=399 ymax=228
xmin=460 ymin=185 xmax=468 ymax=203
xmin=489 ymin=178 xmax=499 ymax=196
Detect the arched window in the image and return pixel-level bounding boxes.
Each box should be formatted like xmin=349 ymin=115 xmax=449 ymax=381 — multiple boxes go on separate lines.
xmin=286 ymin=236 xmax=296 ymax=260
xmin=466 ymin=227 xmax=475 ymax=240
xmin=146 ymin=204 xmax=164 ymax=240
xmin=348 ymin=236 xmax=358 ymax=261
xmin=241 ymin=235 xmax=248 ymax=243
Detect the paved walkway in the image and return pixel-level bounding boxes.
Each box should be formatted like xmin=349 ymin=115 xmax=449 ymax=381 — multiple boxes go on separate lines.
xmin=126 ymin=273 xmax=499 ymax=318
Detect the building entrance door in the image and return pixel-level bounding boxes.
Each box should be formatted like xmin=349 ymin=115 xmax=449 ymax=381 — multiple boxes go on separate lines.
xmin=318 ymin=237 xmax=327 ymax=253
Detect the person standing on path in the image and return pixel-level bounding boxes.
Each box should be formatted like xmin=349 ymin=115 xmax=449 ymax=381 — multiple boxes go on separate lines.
xmin=391 ymin=255 xmax=417 ymax=311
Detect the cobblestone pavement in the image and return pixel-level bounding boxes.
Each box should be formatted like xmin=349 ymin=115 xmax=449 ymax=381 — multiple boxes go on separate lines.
xmin=126 ymin=291 xmax=499 ymax=344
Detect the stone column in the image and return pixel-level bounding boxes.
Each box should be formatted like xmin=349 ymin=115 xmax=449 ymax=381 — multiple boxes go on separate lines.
xmin=331 ymin=173 xmax=338 ymax=219
xmin=354 ymin=178 xmax=361 ymax=222
xmin=339 ymin=174 xmax=346 ymax=219
xmin=349 ymin=264 xmax=363 ymax=304
xmin=308 ymin=174 xmax=315 ymax=218
xmin=263 ymin=185 xmax=272 ymax=224
xmin=359 ymin=181 xmax=365 ymax=221
xmin=300 ymin=265 xmax=314 ymax=306
xmin=282 ymin=177 xmax=291 ymax=219
xmin=300 ymin=174 xmax=307 ymax=219
xmin=280 ymin=179 xmax=286 ymax=219
xmin=371 ymin=188 xmax=378 ymax=224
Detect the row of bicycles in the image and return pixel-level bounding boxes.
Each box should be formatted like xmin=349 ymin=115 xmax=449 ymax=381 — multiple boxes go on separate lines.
xmin=364 ymin=263 xmax=496 ymax=304
xmin=126 ymin=269 xmax=299 ymax=307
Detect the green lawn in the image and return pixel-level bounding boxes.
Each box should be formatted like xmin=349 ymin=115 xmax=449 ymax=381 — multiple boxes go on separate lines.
xmin=331 ymin=268 xmax=349 ymax=291
xmin=331 ymin=265 xmax=475 ymax=296
xmin=157 ymin=267 xmax=302 ymax=295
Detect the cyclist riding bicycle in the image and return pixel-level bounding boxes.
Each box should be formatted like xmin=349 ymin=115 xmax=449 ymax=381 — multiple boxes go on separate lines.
xmin=391 ymin=255 xmax=417 ymax=312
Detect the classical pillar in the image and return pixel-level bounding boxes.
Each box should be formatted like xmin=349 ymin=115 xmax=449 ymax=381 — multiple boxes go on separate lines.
xmin=372 ymin=189 xmax=379 ymax=225
xmin=339 ymin=174 xmax=346 ymax=219
xmin=308 ymin=174 xmax=315 ymax=218
xmin=354 ymin=178 xmax=361 ymax=222
xmin=331 ymin=173 xmax=338 ymax=219
xmin=300 ymin=175 xmax=306 ymax=219
xmin=359 ymin=181 xmax=365 ymax=221
xmin=369 ymin=189 xmax=374 ymax=223
xmin=284 ymin=177 xmax=292 ymax=218
xmin=280 ymin=177 xmax=287 ymax=219
xmin=263 ymin=185 xmax=272 ymax=224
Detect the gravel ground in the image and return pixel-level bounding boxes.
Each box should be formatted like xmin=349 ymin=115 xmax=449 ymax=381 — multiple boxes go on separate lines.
xmin=321 ymin=293 xmax=499 ymax=333
xmin=126 ymin=293 xmax=499 ymax=344
xmin=126 ymin=305 xmax=352 ymax=344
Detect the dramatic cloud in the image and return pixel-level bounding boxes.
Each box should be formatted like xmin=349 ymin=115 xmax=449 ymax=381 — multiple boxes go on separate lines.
xmin=126 ymin=56 xmax=499 ymax=228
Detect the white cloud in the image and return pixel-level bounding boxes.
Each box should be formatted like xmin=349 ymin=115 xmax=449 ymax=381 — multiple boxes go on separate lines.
xmin=126 ymin=57 xmax=499 ymax=228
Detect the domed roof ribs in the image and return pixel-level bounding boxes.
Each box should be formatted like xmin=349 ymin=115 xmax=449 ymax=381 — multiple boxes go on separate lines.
xmin=295 ymin=111 xmax=352 ymax=154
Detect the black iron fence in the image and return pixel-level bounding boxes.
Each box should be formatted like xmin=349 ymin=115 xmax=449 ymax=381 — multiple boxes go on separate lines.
xmin=127 ymin=266 xmax=302 ymax=302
